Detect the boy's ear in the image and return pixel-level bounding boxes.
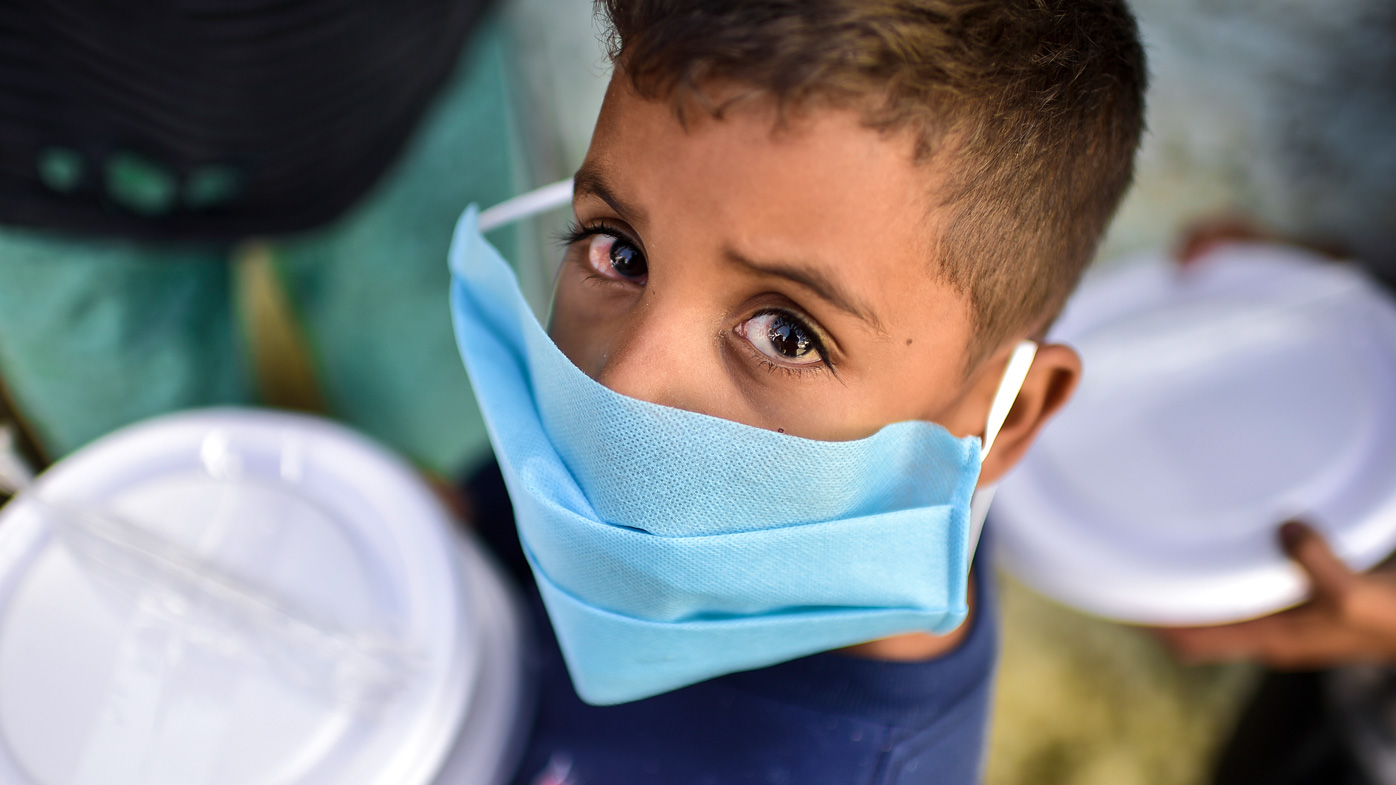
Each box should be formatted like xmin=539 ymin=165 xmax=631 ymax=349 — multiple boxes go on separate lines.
xmin=977 ymin=343 xmax=1081 ymax=487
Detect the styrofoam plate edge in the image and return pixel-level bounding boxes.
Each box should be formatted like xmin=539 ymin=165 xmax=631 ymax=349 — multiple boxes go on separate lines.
xmin=0 ymin=408 xmax=480 ymax=785
xmin=432 ymin=532 xmax=533 ymax=785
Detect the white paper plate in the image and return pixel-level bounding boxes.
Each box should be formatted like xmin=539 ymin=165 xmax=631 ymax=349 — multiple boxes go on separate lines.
xmin=434 ymin=535 xmax=532 ymax=785
xmin=0 ymin=409 xmax=526 ymax=785
xmin=993 ymin=245 xmax=1396 ymax=625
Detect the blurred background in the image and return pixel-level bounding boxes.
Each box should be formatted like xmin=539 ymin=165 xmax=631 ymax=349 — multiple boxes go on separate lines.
xmin=996 ymin=0 xmax=1395 ymax=782
xmin=0 ymin=1 xmax=1393 ymax=783
xmin=996 ymin=0 xmax=1396 ymax=781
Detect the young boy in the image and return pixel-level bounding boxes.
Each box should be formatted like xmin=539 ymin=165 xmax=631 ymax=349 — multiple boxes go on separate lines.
xmin=458 ymin=1 xmax=1145 ymax=782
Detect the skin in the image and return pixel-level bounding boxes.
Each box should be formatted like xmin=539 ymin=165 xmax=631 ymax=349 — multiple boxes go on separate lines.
xmin=548 ymin=76 xmax=1081 ymax=660
xmin=1157 ymin=522 xmax=1396 ymax=668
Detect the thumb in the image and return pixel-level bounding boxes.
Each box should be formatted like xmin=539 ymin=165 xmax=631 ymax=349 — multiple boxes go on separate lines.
xmin=1280 ymin=520 xmax=1357 ymax=600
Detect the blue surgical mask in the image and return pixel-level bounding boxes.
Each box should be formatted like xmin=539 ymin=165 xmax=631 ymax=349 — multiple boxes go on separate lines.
xmin=448 ymin=185 xmax=1036 ymax=705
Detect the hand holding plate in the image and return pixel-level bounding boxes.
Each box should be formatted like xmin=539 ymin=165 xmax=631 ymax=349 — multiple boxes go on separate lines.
xmin=1156 ymin=522 xmax=1396 ymax=668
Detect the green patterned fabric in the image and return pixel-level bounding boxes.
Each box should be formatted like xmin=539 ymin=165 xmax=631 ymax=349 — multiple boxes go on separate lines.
xmin=0 ymin=16 xmax=525 ymax=474
xmin=0 ymin=231 xmax=250 ymax=456
xmin=270 ymin=17 xmax=526 ymax=474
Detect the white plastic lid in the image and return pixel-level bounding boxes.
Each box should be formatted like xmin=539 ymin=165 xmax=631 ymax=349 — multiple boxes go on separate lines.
xmin=993 ymin=245 xmax=1396 ymax=625
xmin=0 ymin=409 xmax=523 ymax=785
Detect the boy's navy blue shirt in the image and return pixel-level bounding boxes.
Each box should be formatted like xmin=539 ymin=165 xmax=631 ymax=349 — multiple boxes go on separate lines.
xmin=465 ymin=460 xmax=998 ymax=785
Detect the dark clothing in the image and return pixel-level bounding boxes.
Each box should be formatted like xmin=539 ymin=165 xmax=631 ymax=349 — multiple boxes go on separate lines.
xmin=1 ymin=0 xmax=487 ymax=240
xmin=465 ymin=459 xmax=998 ymax=785
xmin=1212 ymin=670 xmax=1373 ymax=785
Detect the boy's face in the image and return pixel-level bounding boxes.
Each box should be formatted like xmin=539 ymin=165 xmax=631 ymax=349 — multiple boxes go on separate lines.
xmin=551 ymin=78 xmax=1078 ymax=484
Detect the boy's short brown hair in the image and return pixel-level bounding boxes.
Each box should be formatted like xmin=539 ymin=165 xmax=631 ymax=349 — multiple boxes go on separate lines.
xmin=596 ymin=0 xmax=1147 ymax=367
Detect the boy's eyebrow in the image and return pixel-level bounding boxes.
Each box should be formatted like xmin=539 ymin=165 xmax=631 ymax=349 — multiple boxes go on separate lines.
xmin=572 ymin=165 xmax=647 ymax=227
xmin=575 ymin=162 xmax=883 ymax=332
xmin=724 ymin=249 xmax=886 ymax=333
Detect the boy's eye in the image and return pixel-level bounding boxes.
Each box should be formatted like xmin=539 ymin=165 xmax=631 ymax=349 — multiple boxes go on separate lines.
xmin=737 ymin=311 xmax=825 ymax=366
xmin=587 ymin=233 xmax=648 ymax=283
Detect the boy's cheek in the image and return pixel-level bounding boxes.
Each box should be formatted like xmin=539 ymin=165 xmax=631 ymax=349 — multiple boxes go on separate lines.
xmin=548 ymin=266 xmax=626 ymax=378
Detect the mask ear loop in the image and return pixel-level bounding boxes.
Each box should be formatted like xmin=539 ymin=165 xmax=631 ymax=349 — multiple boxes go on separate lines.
xmin=478 ymin=178 xmax=575 ymax=232
xmin=968 ymin=340 xmax=1037 ymax=553
xmin=980 ymin=340 xmax=1038 ymax=457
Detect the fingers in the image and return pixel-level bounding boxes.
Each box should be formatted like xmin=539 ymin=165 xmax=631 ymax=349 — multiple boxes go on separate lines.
xmin=1156 ymin=609 xmax=1370 ymax=669
xmin=1162 ymin=523 xmax=1355 ymax=664
xmin=1172 ymin=215 xmax=1269 ymax=266
xmin=1279 ymin=521 xmax=1357 ymax=602
xmin=1153 ymin=523 xmax=1396 ymax=669
xmin=1158 ymin=613 xmax=1302 ymax=664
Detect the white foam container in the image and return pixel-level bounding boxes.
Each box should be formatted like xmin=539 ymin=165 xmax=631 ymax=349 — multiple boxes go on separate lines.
xmin=0 ymin=409 xmax=529 ymax=785
xmin=993 ymin=245 xmax=1396 ymax=625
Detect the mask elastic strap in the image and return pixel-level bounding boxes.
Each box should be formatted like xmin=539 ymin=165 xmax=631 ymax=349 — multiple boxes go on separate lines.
xmin=980 ymin=341 xmax=1037 ymax=457
xmin=478 ymin=179 xmax=575 ymax=232
xmin=967 ymin=340 xmax=1037 ymax=552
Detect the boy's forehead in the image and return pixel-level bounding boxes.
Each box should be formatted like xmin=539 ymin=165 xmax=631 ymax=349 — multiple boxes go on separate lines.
xmin=586 ymin=79 xmax=942 ymax=264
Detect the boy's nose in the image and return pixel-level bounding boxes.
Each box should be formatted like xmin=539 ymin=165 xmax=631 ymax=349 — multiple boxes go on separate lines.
xmin=592 ymin=298 xmax=715 ymax=416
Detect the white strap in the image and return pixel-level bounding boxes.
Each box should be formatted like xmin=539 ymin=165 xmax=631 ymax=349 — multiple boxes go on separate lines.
xmin=478 ymin=178 xmax=575 ymax=232
xmin=981 ymin=341 xmax=1037 ymax=456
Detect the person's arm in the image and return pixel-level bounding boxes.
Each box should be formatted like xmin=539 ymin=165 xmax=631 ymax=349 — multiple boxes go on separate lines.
xmin=1156 ymin=522 xmax=1396 ymax=668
